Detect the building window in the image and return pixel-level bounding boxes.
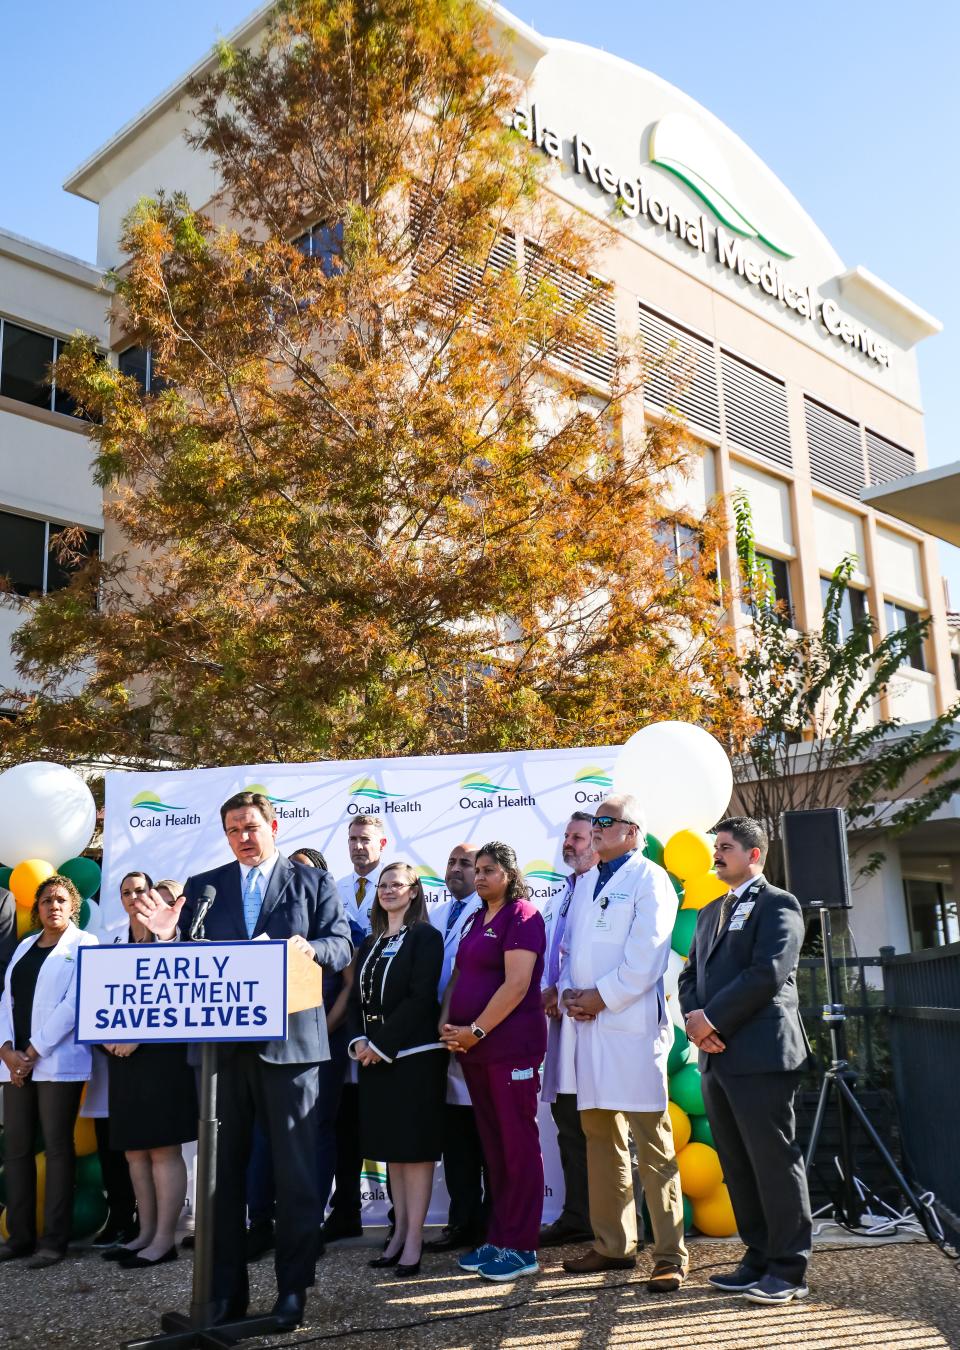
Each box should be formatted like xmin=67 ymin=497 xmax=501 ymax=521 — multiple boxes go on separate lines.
xmin=293 ymin=221 xmax=344 ymax=277
xmin=820 ymin=576 xmax=867 ymax=639
xmin=118 ymin=345 xmax=167 ymax=395
xmin=884 ymin=601 xmax=926 ymax=671
xmin=0 ymin=318 xmax=98 ymax=418
xmin=904 ymin=877 xmax=959 ymax=951
xmin=0 ymin=510 xmax=100 ymax=598
xmin=656 ymin=520 xmax=701 ymax=581
xmin=743 ymin=552 xmax=792 ymax=626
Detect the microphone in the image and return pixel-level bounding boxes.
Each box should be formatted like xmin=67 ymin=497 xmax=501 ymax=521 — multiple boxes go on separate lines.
xmin=189 ymin=884 xmax=217 ymax=941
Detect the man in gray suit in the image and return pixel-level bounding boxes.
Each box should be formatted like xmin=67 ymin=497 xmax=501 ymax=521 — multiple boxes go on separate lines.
xmin=0 ymin=884 xmax=17 ymax=989
xmin=678 ymin=816 xmax=812 ymax=1305
xmin=137 ymin=790 xmax=352 ymax=1329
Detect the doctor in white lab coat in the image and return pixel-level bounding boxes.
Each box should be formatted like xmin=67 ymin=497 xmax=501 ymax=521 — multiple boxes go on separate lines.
xmin=559 ymin=793 xmax=688 ymax=1290
xmin=538 ymin=811 xmax=597 ymax=1247
xmin=424 ymin=843 xmax=487 ymax=1251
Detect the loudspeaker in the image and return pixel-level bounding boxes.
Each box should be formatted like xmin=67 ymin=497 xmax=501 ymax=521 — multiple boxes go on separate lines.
xmin=781 ymin=808 xmax=852 ymax=909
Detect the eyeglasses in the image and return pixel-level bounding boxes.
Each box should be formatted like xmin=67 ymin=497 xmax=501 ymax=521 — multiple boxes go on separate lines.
xmin=591 ymin=815 xmax=635 ymax=830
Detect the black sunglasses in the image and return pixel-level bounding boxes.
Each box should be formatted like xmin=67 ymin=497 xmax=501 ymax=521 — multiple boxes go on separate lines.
xmin=592 ymin=815 xmax=635 ymax=830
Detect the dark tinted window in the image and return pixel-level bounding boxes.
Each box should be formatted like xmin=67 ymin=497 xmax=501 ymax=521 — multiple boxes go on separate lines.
xmin=820 ymin=576 xmax=867 ymax=639
xmin=656 ymin=520 xmax=702 ymax=581
xmin=1 ymin=323 xmax=54 ymax=409
xmin=47 ymin=526 xmax=99 ymax=593
xmin=743 ymin=551 xmax=792 ymax=626
xmin=884 ymin=601 xmax=926 ymax=671
xmin=0 ymin=511 xmax=46 ymax=595
xmin=118 ymin=345 xmax=150 ymax=392
xmin=294 ymin=221 xmax=344 ymax=277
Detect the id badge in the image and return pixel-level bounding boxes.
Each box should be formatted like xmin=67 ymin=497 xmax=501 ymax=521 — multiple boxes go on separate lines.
xmin=594 ymin=911 xmax=612 ymax=932
xmin=383 ymin=937 xmax=403 ymax=956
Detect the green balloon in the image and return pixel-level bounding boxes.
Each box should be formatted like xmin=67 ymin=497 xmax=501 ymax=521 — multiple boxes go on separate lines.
xmin=668 ymin=872 xmax=684 ymax=900
xmin=683 ymin=1193 xmax=694 ymax=1234
xmin=671 ymin=907 xmax=698 ymax=957
xmin=58 ymin=856 xmax=102 ymax=901
xmin=643 ymin=833 xmax=664 ymax=866
xmin=0 ymin=867 xmax=11 ymax=890
xmin=71 ymin=1184 xmax=108 ymax=1240
xmin=667 ymin=1024 xmax=693 ymax=1076
xmin=75 ymin=1152 xmax=104 ymax=1192
xmin=669 ymin=1063 xmax=705 ymax=1116
xmin=78 ymin=899 xmax=91 ymax=930
xmin=642 ymin=1193 xmax=694 ymax=1239
xmin=690 ymin=1115 xmax=715 ymax=1148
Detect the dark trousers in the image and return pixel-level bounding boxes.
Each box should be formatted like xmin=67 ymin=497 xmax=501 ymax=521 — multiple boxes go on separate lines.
xmin=3 ymin=1080 xmax=83 ymax=1254
xmin=214 ymin=1050 xmax=321 ymax=1301
xmin=248 ymin=1026 xmax=348 ymax=1226
xmin=551 ymin=1092 xmax=591 ymax=1232
xmin=94 ymin=1116 xmax=137 ymax=1234
xmin=463 ymin=1061 xmax=543 ymax=1252
xmin=328 ymin=1081 xmax=361 ymax=1220
xmin=702 ymin=1067 xmax=812 ymax=1285
xmin=441 ymin=1103 xmax=488 ymax=1237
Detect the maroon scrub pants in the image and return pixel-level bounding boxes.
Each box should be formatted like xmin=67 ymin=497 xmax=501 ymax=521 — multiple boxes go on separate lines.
xmin=462 ymin=1059 xmax=543 ymax=1252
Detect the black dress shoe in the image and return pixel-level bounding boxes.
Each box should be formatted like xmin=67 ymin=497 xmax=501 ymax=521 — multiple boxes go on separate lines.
xmin=0 ymin=1243 xmax=34 ymax=1262
xmin=538 ymin=1221 xmax=594 ymax=1248
xmin=120 ymin=1245 xmax=178 ymax=1269
xmin=209 ymin=1295 xmax=249 ymax=1326
xmin=395 ymin=1259 xmax=421 ymax=1278
xmin=319 ymin=1214 xmax=363 ymax=1243
xmin=271 ymin=1291 xmax=306 ymax=1330
xmin=423 ymin=1227 xmax=473 ymax=1253
xmin=245 ymin=1219 xmax=275 ymax=1261
xmin=368 ymin=1251 xmax=402 ymax=1268
xmin=102 ymin=1244 xmax=142 ymax=1262
xmin=93 ymin=1223 xmax=137 ymax=1249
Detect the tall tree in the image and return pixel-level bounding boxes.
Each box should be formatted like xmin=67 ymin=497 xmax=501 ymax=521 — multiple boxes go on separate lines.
xmin=731 ymin=492 xmax=960 ymax=885
xmin=1 ymin=0 xmax=743 ymax=768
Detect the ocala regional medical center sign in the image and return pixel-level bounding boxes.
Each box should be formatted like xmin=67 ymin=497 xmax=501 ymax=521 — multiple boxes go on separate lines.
xmin=512 ymin=104 xmax=891 ymax=369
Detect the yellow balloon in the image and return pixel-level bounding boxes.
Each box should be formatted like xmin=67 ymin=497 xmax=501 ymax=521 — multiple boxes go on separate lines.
xmin=667 ymin=1101 xmax=691 ymax=1152
xmin=677 ymin=1141 xmax=724 ymax=1199
xmin=9 ymin=859 xmax=55 ymax=909
xmin=16 ymin=906 xmax=35 ymax=938
xmin=692 ymin=1182 xmax=737 ymax=1237
xmin=74 ymin=1115 xmax=98 ymax=1158
xmin=664 ymin=831 xmax=714 ymax=883
xmin=682 ymin=871 xmax=729 ymax=909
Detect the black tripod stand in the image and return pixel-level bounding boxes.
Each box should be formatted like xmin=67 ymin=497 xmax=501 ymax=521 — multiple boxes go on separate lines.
xmin=804 ymin=906 xmax=944 ymax=1246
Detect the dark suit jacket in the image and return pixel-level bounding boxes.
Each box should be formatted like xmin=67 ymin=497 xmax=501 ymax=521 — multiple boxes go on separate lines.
xmin=677 ymin=876 xmax=810 ymax=1076
xmin=347 ymin=922 xmax=443 ymax=1063
xmin=0 ymin=888 xmax=16 ymax=990
xmin=179 ymin=853 xmax=353 ymax=1065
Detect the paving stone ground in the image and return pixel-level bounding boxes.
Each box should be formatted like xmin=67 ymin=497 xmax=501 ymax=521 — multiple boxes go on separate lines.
xmin=2 ymin=1234 xmax=957 ymax=1350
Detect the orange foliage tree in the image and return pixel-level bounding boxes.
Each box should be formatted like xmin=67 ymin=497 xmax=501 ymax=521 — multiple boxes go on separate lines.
xmin=1 ymin=0 xmax=745 ymax=768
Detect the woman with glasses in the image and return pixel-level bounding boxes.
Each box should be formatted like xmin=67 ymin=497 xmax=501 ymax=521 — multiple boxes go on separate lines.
xmin=440 ymin=842 xmax=547 ymax=1283
xmin=347 ymin=861 xmax=444 ymax=1277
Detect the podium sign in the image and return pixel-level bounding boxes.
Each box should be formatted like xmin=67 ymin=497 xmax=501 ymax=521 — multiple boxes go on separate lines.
xmin=76 ymin=940 xmax=288 ymax=1043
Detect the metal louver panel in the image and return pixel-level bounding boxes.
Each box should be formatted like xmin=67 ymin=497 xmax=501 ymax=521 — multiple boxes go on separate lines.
xmin=638 ymin=304 xmax=720 ymax=435
xmin=410 ymin=187 xmax=517 ymax=304
xmin=804 ymin=397 xmax=865 ymax=498
xmin=866 ymin=429 xmax=917 ymax=487
xmin=525 ymin=241 xmax=618 ymax=385
xmin=721 ymin=351 xmax=792 ymax=469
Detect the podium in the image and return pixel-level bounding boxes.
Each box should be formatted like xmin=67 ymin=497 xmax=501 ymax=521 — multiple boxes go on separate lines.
xmin=77 ymin=938 xmax=307 ymax=1349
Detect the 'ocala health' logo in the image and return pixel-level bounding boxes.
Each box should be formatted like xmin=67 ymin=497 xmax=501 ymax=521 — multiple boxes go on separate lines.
xmin=458 ymin=773 xmax=536 ymax=811
xmin=572 ymin=766 xmax=613 ymax=805
xmin=128 ymin=790 xmax=199 ymax=830
xmin=244 ymin=784 xmax=310 ymax=822
xmin=347 ymin=776 xmax=421 ymax=815
xmin=525 ymin=859 xmax=568 ymax=902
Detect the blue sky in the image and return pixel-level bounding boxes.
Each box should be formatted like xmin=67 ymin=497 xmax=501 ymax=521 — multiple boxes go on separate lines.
xmin=3 ymin=1 xmax=958 ymax=603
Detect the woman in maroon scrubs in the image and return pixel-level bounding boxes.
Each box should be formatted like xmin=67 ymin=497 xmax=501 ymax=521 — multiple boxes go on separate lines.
xmin=440 ymin=842 xmax=546 ymax=1282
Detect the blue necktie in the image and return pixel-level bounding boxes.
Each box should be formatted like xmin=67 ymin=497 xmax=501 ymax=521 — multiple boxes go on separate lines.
xmin=445 ymin=898 xmax=467 ymax=937
xmin=243 ymin=867 xmax=263 ymax=938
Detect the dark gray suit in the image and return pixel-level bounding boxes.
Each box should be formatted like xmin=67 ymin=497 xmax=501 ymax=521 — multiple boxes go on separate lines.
xmin=179 ymin=854 xmax=352 ymax=1303
xmin=678 ymin=876 xmax=812 ymax=1284
xmin=0 ymin=887 xmax=17 ymax=990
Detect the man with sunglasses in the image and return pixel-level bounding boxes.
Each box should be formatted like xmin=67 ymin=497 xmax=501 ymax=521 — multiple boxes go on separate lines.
xmin=558 ymin=795 xmax=687 ymax=1292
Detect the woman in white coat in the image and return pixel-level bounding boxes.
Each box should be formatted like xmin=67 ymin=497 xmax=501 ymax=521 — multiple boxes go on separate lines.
xmin=0 ymin=874 xmax=97 ymax=1267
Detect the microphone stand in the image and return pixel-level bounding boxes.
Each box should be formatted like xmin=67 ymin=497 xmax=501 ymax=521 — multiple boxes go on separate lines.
xmin=125 ymin=909 xmax=283 ymax=1349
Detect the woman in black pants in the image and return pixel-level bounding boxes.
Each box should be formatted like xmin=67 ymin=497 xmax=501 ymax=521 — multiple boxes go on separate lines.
xmin=348 ymin=862 xmax=444 ymax=1276
xmin=0 ymin=875 xmax=98 ymax=1267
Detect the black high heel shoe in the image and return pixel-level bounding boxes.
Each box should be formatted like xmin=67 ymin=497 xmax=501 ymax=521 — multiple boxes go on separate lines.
xmin=368 ymin=1250 xmax=402 ymax=1269
xmin=395 ymin=1255 xmax=421 ymax=1278
xmin=120 ymin=1245 xmax=178 ymax=1269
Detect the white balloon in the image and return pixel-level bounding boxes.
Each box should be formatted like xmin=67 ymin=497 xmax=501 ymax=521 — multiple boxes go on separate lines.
xmin=0 ymin=762 xmax=96 ymax=867
xmin=612 ymin=721 xmax=733 ymax=843
xmin=663 ymin=949 xmax=686 ymax=1028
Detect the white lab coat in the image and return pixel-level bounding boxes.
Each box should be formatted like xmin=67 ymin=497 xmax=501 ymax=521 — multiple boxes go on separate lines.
xmin=430 ymin=892 xmax=482 ymax=1106
xmin=559 ymin=852 xmax=675 ymax=1113
xmin=0 ymin=923 xmax=98 ymax=1082
xmin=337 ymin=866 xmax=382 ymax=934
xmin=541 ymin=881 xmax=578 ymax=1104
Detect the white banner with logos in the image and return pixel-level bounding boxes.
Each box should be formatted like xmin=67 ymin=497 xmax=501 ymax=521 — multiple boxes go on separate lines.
xmin=101 ymin=746 xmax=618 ymax=1225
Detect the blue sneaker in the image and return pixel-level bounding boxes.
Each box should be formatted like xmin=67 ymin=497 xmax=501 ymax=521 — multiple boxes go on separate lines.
xmin=477 ymin=1247 xmax=539 ymax=1281
xmin=458 ymin=1243 xmax=498 ymax=1271
xmin=743 ymin=1273 xmax=810 ymax=1304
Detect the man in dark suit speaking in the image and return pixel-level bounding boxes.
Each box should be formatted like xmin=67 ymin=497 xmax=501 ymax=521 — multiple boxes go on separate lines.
xmin=678 ymin=816 xmax=812 ymax=1306
xmin=136 ymin=790 xmax=352 ymax=1329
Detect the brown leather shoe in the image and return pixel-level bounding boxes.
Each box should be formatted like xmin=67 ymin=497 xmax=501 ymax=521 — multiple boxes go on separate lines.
xmin=647 ymin=1259 xmax=688 ymax=1293
xmin=562 ymin=1248 xmax=637 ymax=1274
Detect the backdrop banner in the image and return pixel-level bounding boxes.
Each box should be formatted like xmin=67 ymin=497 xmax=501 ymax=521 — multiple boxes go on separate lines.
xmin=101 ymin=745 xmax=618 ymax=1224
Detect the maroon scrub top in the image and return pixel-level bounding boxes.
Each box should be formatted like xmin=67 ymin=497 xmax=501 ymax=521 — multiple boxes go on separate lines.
xmin=449 ymin=898 xmax=547 ymax=1066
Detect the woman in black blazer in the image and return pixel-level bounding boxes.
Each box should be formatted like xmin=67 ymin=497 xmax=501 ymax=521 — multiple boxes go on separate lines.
xmin=348 ymin=862 xmax=444 ymax=1276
